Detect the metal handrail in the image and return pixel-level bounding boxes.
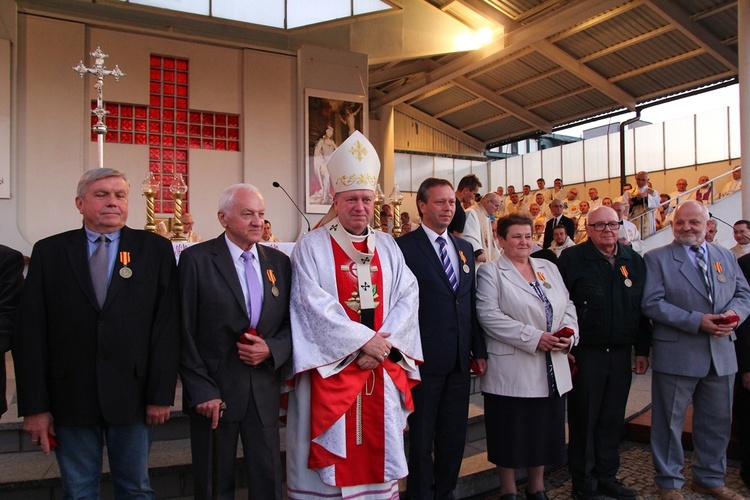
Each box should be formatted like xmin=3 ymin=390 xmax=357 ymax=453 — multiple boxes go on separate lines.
xmin=629 ymin=167 xmax=739 ymax=239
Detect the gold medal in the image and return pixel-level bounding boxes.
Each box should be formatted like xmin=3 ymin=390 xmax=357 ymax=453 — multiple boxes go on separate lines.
xmin=543 ymin=282 xmax=552 ymax=289
xmin=624 ymin=278 xmax=632 ymax=287
xmin=119 ymin=251 xmax=132 ymax=279
xmin=459 ymin=250 xmax=470 ymax=273
xmin=715 ymin=262 xmax=726 ymax=283
xmin=266 ymin=269 xmax=280 ymax=297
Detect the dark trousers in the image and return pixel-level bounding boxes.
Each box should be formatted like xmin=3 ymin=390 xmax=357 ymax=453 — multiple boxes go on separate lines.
xmin=567 ymin=345 xmax=632 ymax=492
xmin=407 ymin=369 xmax=471 ymax=500
xmin=189 ymin=404 xmax=282 ymax=500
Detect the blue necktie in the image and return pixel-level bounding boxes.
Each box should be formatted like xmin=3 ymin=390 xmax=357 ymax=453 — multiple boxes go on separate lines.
xmin=89 ymin=234 xmax=110 ymax=307
xmin=437 ymin=236 xmax=458 ymax=292
xmin=241 ymin=251 xmax=262 ymax=328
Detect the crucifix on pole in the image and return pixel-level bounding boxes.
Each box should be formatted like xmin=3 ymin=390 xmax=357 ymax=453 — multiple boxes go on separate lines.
xmin=73 ymin=47 xmax=125 ymax=168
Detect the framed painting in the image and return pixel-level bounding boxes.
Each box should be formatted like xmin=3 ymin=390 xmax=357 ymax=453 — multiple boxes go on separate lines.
xmin=305 ymin=89 xmax=367 ymax=214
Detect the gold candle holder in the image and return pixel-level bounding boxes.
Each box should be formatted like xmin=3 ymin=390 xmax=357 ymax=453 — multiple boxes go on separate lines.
xmin=389 ymin=185 xmax=404 ymax=238
xmin=141 ymin=172 xmax=160 ymax=232
xmin=170 ymin=173 xmax=189 ymax=242
xmin=373 ymin=183 xmax=385 ymax=230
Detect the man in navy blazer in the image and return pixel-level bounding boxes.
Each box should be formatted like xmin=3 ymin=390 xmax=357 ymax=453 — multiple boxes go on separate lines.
xmin=14 ymin=168 xmax=180 ymax=498
xmin=179 ymin=184 xmax=291 ymax=499
xmin=543 ymin=199 xmax=576 ymax=249
xmin=642 ymin=201 xmax=750 ymax=500
xmin=397 ymin=177 xmax=487 ymax=499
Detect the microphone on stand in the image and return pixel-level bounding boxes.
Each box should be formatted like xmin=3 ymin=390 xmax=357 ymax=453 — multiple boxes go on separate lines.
xmin=709 ymin=212 xmax=735 ymax=230
xmin=273 ymin=181 xmax=312 ymax=233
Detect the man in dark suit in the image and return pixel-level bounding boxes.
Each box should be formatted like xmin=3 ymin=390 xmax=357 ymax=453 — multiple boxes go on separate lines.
xmin=543 ymin=199 xmax=575 ymax=249
xmin=13 ymin=168 xmax=180 ymax=498
xmin=397 ymin=177 xmax=487 ymax=499
xmin=642 ymin=201 xmax=750 ymax=500
xmin=0 ymin=244 xmax=23 ymax=417
xmin=179 ymin=184 xmax=291 ymax=499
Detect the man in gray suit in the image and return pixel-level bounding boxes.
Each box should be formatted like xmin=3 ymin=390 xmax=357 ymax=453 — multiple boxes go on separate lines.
xmin=642 ymin=201 xmax=750 ymax=500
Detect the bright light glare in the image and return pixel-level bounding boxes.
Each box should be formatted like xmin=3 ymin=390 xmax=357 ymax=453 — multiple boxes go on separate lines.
xmin=476 ymin=27 xmax=493 ymax=46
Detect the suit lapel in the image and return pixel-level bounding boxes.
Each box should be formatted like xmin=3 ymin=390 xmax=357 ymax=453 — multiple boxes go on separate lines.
xmin=102 ymin=226 xmax=132 ymax=309
xmin=673 ymin=241 xmax=711 ymax=301
xmin=414 ymin=226 xmax=457 ymax=293
xmin=497 ymin=255 xmax=538 ymax=298
xmin=66 ymin=227 xmax=100 ymax=310
xmin=255 ymin=244 xmax=280 ymax=327
xmin=212 ymin=234 xmax=247 ymax=314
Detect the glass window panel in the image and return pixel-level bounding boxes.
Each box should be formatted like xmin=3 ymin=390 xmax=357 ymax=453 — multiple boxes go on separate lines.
xmin=583 ymin=135 xmax=609 ymax=182
xmin=608 ymin=131 xmax=624 ymax=179
xmin=561 ymin=141 xmax=584 ymax=184
xmin=433 ymin=156 xmax=452 ymax=181
xmin=288 ymin=0 xmax=350 ymax=28
xmin=522 ymin=151 xmax=541 ymax=186
xmin=489 ymin=159 xmax=506 ymax=192
xmin=471 ymin=160 xmax=488 ymax=191
xmin=634 ymin=124 xmax=664 ymax=173
xmin=128 ymin=0 xmax=209 ymax=15
xmin=696 ymin=108 xmax=729 ymax=164
xmin=541 ymin=147 xmax=561 ymax=183
xmin=354 ymin=0 xmax=392 ymax=15
xmin=394 ymin=153 xmax=411 ymax=191
xmin=452 ymin=159 xmax=471 ymax=186
xmin=622 ymin=129 xmax=635 ymax=176
xmin=213 ymin=0 xmax=285 ymax=28
xmin=411 ymin=155 xmax=434 ymax=189
xmin=505 ymin=156 xmax=523 ymax=191
xmin=664 ymin=116 xmax=695 ymax=169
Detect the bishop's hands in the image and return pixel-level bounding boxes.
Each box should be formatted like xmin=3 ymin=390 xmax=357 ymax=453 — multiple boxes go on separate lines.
xmin=357 ymin=332 xmax=392 ymax=370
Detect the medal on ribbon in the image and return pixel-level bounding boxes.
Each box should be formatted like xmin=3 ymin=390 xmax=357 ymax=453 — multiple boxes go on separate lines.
xmin=620 ymin=265 xmax=632 ymax=287
xmin=119 ymin=251 xmax=132 ymax=278
xmin=715 ymin=261 xmax=726 ymax=283
xmin=266 ymin=269 xmax=280 ymax=297
xmin=459 ymin=250 xmax=470 ymax=273
xmin=537 ymin=271 xmax=551 ymax=289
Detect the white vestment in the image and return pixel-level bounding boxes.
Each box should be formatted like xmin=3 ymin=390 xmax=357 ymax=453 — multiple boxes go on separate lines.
xmin=463 ymin=204 xmax=501 ymax=264
xmin=286 ymin=226 xmax=422 ymax=500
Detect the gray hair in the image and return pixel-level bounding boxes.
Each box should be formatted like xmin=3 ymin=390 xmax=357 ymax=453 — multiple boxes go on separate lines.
xmin=218 ymin=184 xmax=262 ymax=213
xmin=76 ymin=168 xmax=129 ymax=198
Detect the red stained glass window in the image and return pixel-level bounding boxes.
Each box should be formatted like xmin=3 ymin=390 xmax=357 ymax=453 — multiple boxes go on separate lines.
xmin=149 ymin=122 xmax=160 ymax=133
xmin=177 ymin=98 xmax=188 ymax=109
xmin=135 ymin=107 xmax=147 ymax=118
xmin=176 ymin=124 xmax=187 ymax=135
xmin=135 ymin=120 xmax=147 ymax=131
xmin=176 ymin=163 xmax=187 ymax=174
xmin=177 ymin=137 xmax=187 ymax=148
xmin=189 ymin=124 xmax=200 ymax=135
xmin=228 ymin=128 xmax=239 ymax=140
xmin=150 ymin=95 xmax=160 ymax=107
xmin=162 ymin=201 xmax=173 ymax=213
xmin=150 ymin=82 xmax=161 ymax=93
xmin=163 ymin=136 xmax=174 ymax=147
xmin=163 ymin=84 xmax=174 ymax=95
xmin=106 ymin=131 xmax=117 ymax=142
xmin=106 ymin=104 xmax=119 ymax=116
xmin=121 ymin=107 xmax=133 ymax=118
xmin=189 ymin=138 xmax=201 ymax=148
xmin=150 ymin=161 xmax=160 ymax=172
xmin=149 ymin=109 xmax=160 ymax=120
xmin=106 ymin=117 xmax=118 ymax=129
xmin=215 ymin=128 xmax=226 ymax=138
xmin=216 ymin=115 xmax=226 ymax=126
xmin=163 ymin=162 xmax=174 ymax=173
xmin=163 ymin=110 xmax=174 ymax=121
xmin=121 ymin=119 xmax=132 ymax=131
xmin=149 ymin=148 xmax=160 ymax=159
xmin=135 ymin=133 xmax=147 ymax=144
xmin=120 ymin=132 xmax=132 ymax=143
xmin=163 ymin=71 xmax=175 ymax=82
xmin=228 ymin=141 xmax=239 ymax=151
xmin=189 ymin=112 xmax=200 ymax=123
xmin=163 ymin=97 xmax=174 ymax=108
xmin=202 ymin=126 xmax=214 ymax=138
xmin=216 ymin=140 xmax=226 ymax=151
xmin=176 ymin=111 xmax=187 ymax=122
xmin=149 ymin=135 xmax=160 ymax=146
xmin=176 ymin=150 xmax=187 ymax=161
xmin=163 ymin=123 xmax=174 ymax=134
xmin=177 ymin=59 xmax=188 ymax=71
xmin=203 ymin=139 xmax=214 ymax=149
xmin=150 ymin=69 xmax=161 ymax=80
xmin=228 ymin=116 xmax=239 ymax=127
xmin=163 ymin=149 xmax=174 ymax=160
xmin=164 ymin=59 xmax=175 ymax=69
xmin=177 ymin=85 xmax=187 ymax=96
xmin=202 ymin=114 xmax=214 ymax=125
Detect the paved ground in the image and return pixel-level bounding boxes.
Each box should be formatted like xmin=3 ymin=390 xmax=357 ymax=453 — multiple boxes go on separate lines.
xmin=474 ymin=440 xmax=750 ymax=499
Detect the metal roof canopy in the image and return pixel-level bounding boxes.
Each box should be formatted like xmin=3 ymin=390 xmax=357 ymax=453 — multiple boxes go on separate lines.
xmin=17 ymin=0 xmax=741 ymax=152
xmin=371 ymin=0 xmax=739 ymax=150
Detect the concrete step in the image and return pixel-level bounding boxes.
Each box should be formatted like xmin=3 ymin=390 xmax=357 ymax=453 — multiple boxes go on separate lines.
xmin=0 ymin=394 xmax=493 ymax=499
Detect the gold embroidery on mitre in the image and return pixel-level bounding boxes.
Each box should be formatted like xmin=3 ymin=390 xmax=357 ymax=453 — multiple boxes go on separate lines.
xmin=348 ymin=141 xmax=368 ymax=161
xmin=334 ymin=174 xmax=378 ymax=188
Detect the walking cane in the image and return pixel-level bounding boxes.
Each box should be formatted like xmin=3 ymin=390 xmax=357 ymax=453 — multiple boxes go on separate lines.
xmin=211 ymin=401 xmax=227 ymax=500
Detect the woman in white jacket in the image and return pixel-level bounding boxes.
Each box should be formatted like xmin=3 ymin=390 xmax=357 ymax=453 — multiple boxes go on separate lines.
xmin=476 ymin=213 xmax=579 ymax=500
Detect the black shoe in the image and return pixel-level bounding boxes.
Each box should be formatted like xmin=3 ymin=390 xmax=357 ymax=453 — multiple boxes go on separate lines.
xmin=572 ymin=490 xmax=604 ymax=500
xmin=525 ymin=489 xmax=549 ymax=500
xmin=498 ymin=494 xmax=517 ymax=500
xmin=597 ymin=480 xmax=637 ymax=499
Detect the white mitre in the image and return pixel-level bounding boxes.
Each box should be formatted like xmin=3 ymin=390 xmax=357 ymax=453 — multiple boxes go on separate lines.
xmin=326 ymin=130 xmax=380 ymax=193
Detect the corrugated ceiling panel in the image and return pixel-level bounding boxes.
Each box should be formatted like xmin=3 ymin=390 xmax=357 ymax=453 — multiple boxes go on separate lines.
xmin=411 ymin=85 xmax=476 ymax=115
xmin=618 ymin=53 xmax=730 ymax=98
xmin=501 ymin=72 xmax=588 ymax=108
xmin=533 ymin=89 xmax=615 ymax=123
xmin=394 ymin=110 xmax=484 ymax=156
xmin=469 ymin=115 xmax=531 ymax=142
xmin=441 ymin=101 xmax=503 ymax=129
xmin=471 ymin=52 xmax=558 ymax=91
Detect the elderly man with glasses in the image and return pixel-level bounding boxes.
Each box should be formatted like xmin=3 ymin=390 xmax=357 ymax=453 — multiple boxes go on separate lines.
xmin=558 ymin=206 xmax=651 ymax=500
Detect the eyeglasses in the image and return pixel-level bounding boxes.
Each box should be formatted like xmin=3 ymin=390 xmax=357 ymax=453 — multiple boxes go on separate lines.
xmin=588 ymin=221 xmax=623 ymax=232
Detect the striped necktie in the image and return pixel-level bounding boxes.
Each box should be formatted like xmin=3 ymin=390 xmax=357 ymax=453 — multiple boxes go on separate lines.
xmin=691 ymin=245 xmax=713 ymax=304
xmin=436 ymin=236 xmax=458 ymax=292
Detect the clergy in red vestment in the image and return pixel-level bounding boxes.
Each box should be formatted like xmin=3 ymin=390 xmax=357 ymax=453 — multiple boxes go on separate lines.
xmin=286 ymin=131 xmax=423 ymax=500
